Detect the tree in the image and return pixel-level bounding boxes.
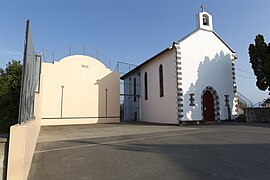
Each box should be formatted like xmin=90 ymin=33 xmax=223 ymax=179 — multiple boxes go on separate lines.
xmin=0 ymin=60 xmax=22 ymax=133
xmin=248 ymin=34 xmax=270 ymax=95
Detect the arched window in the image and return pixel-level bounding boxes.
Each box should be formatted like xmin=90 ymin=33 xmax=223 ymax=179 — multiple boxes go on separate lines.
xmin=134 ymin=78 xmax=136 ymax=102
xmin=202 ymin=14 xmax=209 ymax=26
xmin=159 ymin=64 xmax=164 ymax=97
xmin=144 ymin=72 xmax=148 ymax=100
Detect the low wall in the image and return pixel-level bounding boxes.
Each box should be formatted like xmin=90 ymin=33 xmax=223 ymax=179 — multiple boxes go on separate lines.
xmin=0 ymin=136 xmax=8 ymax=180
xmin=7 ymin=118 xmax=41 ymax=180
xmin=41 ymin=117 xmax=120 ymax=126
xmin=245 ymin=108 xmax=270 ymax=123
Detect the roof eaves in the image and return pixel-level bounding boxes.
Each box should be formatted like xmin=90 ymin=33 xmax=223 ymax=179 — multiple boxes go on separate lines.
xmin=120 ymin=47 xmax=172 ymax=80
xmin=176 ymin=29 xmax=200 ymax=43
xmin=212 ymin=31 xmax=236 ymax=53
xmin=177 ymin=29 xmax=236 ymax=54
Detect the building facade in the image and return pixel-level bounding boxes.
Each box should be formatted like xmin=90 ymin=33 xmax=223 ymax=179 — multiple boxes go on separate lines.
xmin=121 ymin=10 xmax=238 ymax=124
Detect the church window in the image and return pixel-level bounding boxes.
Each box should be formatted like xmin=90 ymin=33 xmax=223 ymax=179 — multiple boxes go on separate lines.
xmin=189 ymin=93 xmax=195 ymax=106
xmin=203 ymin=14 xmax=209 ymax=26
xmin=144 ymin=72 xmax=148 ymax=100
xmin=134 ymin=78 xmax=136 ymax=102
xmin=159 ymin=64 xmax=164 ymax=97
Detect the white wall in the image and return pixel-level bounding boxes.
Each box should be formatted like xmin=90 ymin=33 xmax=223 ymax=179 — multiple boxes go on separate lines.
xmin=7 ymin=71 xmax=44 ymax=180
xmin=7 ymin=119 xmax=41 ymax=180
xmin=139 ymin=49 xmax=178 ymax=124
xmin=38 ymin=55 xmax=120 ymax=125
xmin=180 ymin=30 xmax=235 ymax=120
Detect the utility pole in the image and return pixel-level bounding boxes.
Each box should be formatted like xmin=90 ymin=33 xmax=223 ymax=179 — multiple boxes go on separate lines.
xmin=61 ymin=85 xmax=64 ymax=118
xmin=105 ymin=88 xmax=108 ymax=117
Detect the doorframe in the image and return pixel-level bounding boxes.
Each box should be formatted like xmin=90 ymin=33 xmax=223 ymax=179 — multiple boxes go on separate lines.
xmin=201 ymin=86 xmax=220 ymax=121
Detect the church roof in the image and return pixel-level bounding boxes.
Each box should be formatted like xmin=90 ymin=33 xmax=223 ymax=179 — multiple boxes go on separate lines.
xmin=120 ymin=47 xmax=172 ymax=80
xmin=121 ymin=29 xmax=235 ymax=80
xmin=177 ymin=29 xmax=235 ymax=53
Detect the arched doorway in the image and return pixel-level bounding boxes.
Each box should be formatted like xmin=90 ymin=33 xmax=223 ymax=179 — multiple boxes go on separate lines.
xmin=202 ymin=90 xmax=215 ymax=121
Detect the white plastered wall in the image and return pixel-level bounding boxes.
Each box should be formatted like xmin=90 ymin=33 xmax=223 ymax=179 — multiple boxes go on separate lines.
xmin=139 ymin=49 xmax=178 ymax=124
xmin=7 ymin=77 xmax=43 ymax=180
xmin=38 ymin=55 xmax=120 ymax=125
xmin=180 ymin=30 xmax=235 ymax=121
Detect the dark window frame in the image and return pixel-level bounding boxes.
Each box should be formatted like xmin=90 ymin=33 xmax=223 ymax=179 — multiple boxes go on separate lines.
xmin=159 ymin=64 xmax=164 ymax=97
xmin=144 ymin=72 xmax=148 ymax=100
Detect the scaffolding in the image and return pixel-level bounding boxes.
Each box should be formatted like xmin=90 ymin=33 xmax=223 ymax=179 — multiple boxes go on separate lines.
xmin=115 ymin=62 xmax=140 ymax=121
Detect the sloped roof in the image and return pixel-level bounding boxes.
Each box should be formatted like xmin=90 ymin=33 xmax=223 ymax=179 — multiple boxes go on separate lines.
xmin=176 ymin=29 xmax=235 ymax=53
xmin=121 ymin=29 xmax=235 ymax=80
xmin=120 ymin=47 xmax=173 ymax=80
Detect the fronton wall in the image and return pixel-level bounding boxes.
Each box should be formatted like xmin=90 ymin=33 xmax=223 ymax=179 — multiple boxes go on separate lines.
xmin=37 ymin=55 xmax=120 ymax=125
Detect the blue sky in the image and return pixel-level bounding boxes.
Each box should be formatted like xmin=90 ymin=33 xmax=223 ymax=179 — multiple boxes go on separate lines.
xmin=0 ymin=0 xmax=269 ymax=103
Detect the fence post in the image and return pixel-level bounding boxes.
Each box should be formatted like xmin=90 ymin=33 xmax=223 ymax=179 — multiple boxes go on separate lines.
xmin=61 ymin=85 xmax=64 ymax=118
xmin=105 ymin=88 xmax=108 ymax=117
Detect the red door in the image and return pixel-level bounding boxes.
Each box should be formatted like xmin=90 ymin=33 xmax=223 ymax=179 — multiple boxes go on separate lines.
xmin=203 ymin=90 xmax=215 ymax=121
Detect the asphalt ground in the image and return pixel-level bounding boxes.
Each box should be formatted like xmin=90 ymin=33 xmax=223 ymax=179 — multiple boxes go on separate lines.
xmin=28 ymin=122 xmax=270 ymax=180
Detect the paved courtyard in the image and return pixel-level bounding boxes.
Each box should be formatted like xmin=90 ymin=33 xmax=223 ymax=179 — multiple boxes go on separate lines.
xmin=28 ymin=122 xmax=270 ymax=180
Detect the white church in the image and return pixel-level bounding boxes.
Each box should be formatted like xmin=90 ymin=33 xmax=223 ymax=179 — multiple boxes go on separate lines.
xmin=121 ymin=8 xmax=238 ymax=124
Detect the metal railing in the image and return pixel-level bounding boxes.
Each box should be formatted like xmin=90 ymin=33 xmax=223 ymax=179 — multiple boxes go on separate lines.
xmin=252 ymin=101 xmax=265 ymax=108
xmin=115 ymin=61 xmax=137 ymax=75
xmin=42 ymin=45 xmax=113 ymax=70
xmin=237 ymin=91 xmax=253 ymax=108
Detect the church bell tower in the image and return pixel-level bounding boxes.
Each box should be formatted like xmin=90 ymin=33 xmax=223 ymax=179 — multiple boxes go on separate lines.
xmin=196 ymin=5 xmax=213 ymax=31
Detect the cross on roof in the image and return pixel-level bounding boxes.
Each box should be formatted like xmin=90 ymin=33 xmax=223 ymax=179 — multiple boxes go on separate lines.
xmin=201 ymin=5 xmax=205 ymax=12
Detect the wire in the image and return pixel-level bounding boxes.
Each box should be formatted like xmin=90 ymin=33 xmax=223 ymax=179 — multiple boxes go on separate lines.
xmin=236 ymin=75 xmax=256 ymax=80
xmin=236 ymin=68 xmax=254 ymax=74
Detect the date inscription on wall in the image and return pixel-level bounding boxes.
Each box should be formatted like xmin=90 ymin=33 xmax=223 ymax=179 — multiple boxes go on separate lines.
xmin=81 ymin=65 xmax=89 ymax=68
